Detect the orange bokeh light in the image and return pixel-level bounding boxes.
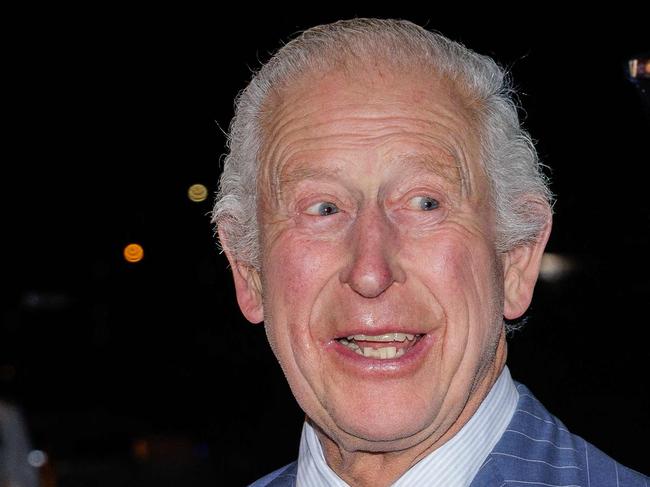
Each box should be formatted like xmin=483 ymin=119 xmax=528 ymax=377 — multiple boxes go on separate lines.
xmin=123 ymin=243 xmax=144 ymax=263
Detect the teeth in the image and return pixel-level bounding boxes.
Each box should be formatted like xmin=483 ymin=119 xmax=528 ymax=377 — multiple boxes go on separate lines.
xmin=345 ymin=333 xmax=416 ymax=342
xmin=338 ymin=333 xmax=421 ymax=359
xmin=338 ymin=340 xmax=408 ymax=359
xmin=338 ymin=338 xmax=359 ymax=350
xmin=357 ymin=346 xmax=404 ymax=359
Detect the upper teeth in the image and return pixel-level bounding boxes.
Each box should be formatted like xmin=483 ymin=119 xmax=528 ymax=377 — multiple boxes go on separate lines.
xmin=345 ymin=333 xmax=416 ymax=342
xmin=337 ymin=333 xmax=420 ymax=360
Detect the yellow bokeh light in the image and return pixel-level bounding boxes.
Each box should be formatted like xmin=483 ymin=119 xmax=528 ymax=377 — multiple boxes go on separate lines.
xmin=124 ymin=243 xmax=144 ymax=263
xmin=188 ymin=183 xmax=208 ymax=203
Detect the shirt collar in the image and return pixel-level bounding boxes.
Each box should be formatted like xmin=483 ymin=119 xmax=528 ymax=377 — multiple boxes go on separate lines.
xmin=296 ymin=365 xmax=518 ymax=487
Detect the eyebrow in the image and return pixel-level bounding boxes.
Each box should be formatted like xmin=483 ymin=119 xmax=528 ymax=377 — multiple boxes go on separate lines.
xmin=271 ymin=160 xmax=344 ymax=202
xmin=388 ymin=152 xmax=472 ymax=198
xmin=278 ymin=162 xmax=342 ymax=186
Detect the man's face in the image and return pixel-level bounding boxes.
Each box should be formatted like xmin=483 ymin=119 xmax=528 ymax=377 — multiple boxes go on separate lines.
xmin=252 ymin=68 xmax=512 ymax=452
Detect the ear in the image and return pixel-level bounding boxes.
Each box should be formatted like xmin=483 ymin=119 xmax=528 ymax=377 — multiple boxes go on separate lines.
xmin=503 ymin=217 xmax=552 ymax=320
xmin=218 ymin=229 xmax=264 ymax=324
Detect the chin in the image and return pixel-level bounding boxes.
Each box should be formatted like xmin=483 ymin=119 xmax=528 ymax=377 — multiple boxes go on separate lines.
xmin=323 ymin=401 xmax=438 ymax=452
xmin=330 ymin=420 xmax=434 ymax=453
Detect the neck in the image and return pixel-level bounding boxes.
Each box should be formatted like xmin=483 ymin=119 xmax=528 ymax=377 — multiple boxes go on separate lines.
xmin=315 ymin=334 xmax=508 ymax=487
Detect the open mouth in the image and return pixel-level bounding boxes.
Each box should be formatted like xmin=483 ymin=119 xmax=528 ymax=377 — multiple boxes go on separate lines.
xmin=336 ymin=332 xmax=424 ymax=359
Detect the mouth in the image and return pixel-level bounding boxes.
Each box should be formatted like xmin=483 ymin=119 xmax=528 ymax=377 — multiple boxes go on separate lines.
xmin=336 ymin=332 xmax=424 ymax=360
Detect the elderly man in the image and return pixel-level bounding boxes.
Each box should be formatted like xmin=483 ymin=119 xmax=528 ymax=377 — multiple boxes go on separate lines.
xmin=213 ymin=19 xmax=647 ymax=487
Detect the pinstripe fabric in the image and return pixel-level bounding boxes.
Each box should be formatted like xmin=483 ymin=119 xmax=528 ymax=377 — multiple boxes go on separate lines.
xmin=294 ymin=366 xmax=518 ymax=486
xmin=249 ymin=462 xmax=297 ymax=487
xmin=248 ymin=377 xmax=649 ymax=486
xmin=469 ymin=383 xmax=648 ymax=487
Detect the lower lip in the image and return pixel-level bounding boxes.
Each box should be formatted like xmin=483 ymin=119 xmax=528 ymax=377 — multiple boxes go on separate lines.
xmin=326 ymin=334 xmax=434 ymax=376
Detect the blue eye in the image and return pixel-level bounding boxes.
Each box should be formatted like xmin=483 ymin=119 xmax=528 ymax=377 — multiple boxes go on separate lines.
xmin=410 ymin=196 xmax=439 ymax=211
xmin=306 ymin=201 xmax=340 ymax=216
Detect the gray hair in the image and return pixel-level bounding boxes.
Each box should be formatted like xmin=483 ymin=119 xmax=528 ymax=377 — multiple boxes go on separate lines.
xmin=212 ymin=18 xmax=553 ymax=269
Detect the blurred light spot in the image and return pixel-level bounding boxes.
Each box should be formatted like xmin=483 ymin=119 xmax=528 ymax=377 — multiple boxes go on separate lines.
xmin=540 ymin=253 xmax=575 ymax=281
xmin=628 ymin=57 xmax=650 ymax=80
xmin=27 ymin=450 xmax=47 ymax=468
xmin=133 ymin=439 xmax=150 ymax=462
xmin=123 ymin=243 xmax=144 ymax=263
xmin=188 ymin=183 xmax=208 ymax=203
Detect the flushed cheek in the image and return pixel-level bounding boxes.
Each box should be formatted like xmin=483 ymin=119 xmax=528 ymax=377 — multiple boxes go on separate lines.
xmin=262 ymin=234 xmax=341 ymax=380
xmin=265 ymin=235 xmax=338 ymax=313
xmin=411 ymin=227 xmax=497 ymax=301
xmin=408 ymin=234 xmax=500 ymax=344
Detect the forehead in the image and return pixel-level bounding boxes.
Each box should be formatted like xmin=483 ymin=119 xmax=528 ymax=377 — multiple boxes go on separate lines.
xmin=259 ymin=68 xmax=484 ymax=199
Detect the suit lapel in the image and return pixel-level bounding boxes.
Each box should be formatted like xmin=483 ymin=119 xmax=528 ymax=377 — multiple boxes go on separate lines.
xmin=265 ymin=462 xmax=298 ymax=487
xmin=469 ymin=456 xmax=505 ymax=487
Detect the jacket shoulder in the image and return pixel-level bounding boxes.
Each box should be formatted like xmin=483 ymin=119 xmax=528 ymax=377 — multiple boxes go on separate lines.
xmin=248 ymin=461 xmax=298 ymax=487
xmin=472 ymin=382 xmax=648 ymax=486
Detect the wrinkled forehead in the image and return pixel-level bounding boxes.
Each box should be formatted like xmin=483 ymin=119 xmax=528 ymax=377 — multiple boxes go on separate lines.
xmin=257 ymin=66 xmax=486 ymax=203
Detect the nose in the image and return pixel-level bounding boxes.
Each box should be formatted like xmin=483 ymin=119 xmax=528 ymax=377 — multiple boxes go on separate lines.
xmin=339 ymin=207 xmax=405 ymax=298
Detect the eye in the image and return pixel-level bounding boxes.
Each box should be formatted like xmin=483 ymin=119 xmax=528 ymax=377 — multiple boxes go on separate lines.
xmin=409 ymin=196 xmax=440 ymax=211
xmin=305 ymin=201 xmax=340 ymax=216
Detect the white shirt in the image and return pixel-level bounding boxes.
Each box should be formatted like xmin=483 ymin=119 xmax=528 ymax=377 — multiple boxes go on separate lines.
xmin=296 ymin=366 xmax=519 ymax=487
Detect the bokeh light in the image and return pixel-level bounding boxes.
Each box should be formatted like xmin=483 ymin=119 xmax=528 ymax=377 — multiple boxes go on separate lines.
xmin=123 ymin=243 xmax=144 ymax=263
xmin=27 ymin=450 xmax=48 ymax=468
xmin=188 ymin=184 xmax=208 ymax=203
xmin=132 ymin=439 xmax=150 ymax=462
xmin=539 ymin=253 xmax=575 ymax=281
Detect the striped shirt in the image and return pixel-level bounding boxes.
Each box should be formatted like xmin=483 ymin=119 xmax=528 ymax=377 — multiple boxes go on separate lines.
xmin=295 ymin=366 xmax=519 ymax=487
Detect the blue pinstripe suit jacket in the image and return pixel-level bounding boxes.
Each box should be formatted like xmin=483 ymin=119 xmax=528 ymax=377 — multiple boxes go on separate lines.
xmin=249 ymin=382 xmax=648 ymax=486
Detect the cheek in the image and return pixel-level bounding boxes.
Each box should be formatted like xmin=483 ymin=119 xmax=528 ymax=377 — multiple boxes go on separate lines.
xmin=262 ymin=234 xmax=344 ymax=366
xmin=264 ymin=236 xmax=338 ymax=310
xmin=262 ymin=236 xmax=342 ymax=404
xmin=445 ymin=244 xmax=503 ymax=361
xmin=408 ymin=231 xmax=503 ymax=329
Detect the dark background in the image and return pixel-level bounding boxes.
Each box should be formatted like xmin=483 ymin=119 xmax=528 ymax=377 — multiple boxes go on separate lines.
xmin=3 ymin=8 xmax=648 ymax=486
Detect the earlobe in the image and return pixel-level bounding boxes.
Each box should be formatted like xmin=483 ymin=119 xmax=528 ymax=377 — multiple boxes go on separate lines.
xmin=218 ymin=230 xmax=264 ymax=324
xmin=503 ymin=219 xmax=552 ymax=320
xmin=230 ymin=260 xmax=264 ymax=324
